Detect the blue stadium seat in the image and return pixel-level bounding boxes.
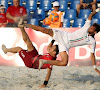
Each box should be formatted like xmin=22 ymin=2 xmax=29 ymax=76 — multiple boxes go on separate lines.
xmin=91 ymin=18 xmax=100 ymax=25
xmin=70 ymin=0 xmax=80 ymax=9
xmin=63 ymin=19 xmax=70 ymax=27
xmin=78 ymin=9 xmax=91 ymax=20
xmin=20 ymin=0 xmax=26 ymax=6
xmin=39 ymin=0 xmax=52 ymax=11
xmin=97 ymin=0 xmax=100 ymax=2
xmin=0 ymin=0 xmax=8 ymax=9
xmin=64 ymin=9 xmax=76 ymax=20
xmin=32 ymin=9 xmax=45 ymax=21
xmin=93 ymin=12 xmax=100 ymax=19
xmin=28 ymin=18 xmax=39 ymax=25
xmin=8 ymin=0 xmax=13 ymax=2
xmin=59 ymin=0 xmax=68 ymax=11
xmin=26 ymin=0 xmax=37 ymax=11
xmin=37 ymin=0 xmax=40 ymax=2
xmin=72 ymin=18 xmax=85 ymax=27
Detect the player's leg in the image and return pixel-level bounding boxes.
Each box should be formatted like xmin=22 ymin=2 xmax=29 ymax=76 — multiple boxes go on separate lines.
xmin=2 ymin=45 xmax=22 ymax=54
xmin=24 ymin=24 xmax=54 ymax=37
xmin=92 ymin=4 xmax=96 ymax=12
xmin=39 ymin=51 xmax=68 ymax=69
xmin=77 ymin=4 xmax=82 ymax=14
xmin=19 ymin=27 xmax=35 ymax=51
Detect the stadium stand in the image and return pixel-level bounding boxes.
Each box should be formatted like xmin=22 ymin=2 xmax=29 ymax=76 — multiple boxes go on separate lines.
xmin=0 ymin=0 xmax=8 ymax=9
xmin=32 ymin=9 xmax=45 ymax=21
xmin=78 ymin=9 xmax=91 ymax=20
xmin=63 ymin=19 xmax=70 ymax=27
xmin=28 ymin=18 xmax=39 ymax=25
xmin=64 ymin=9 xmax=76 ymax=20
xmin=91 ymin=18 xmax=100 ymax=25
xmin=72 ymin=18 xmax=85 ymax=27
xmin=70 ymin=0 xmax=80 ymax=9
xmin=59 ymin=0 xmax=68 ymax=11
xmin=39 ymin=0 xmax=52 ymax=11
xmin=93 ymin=12 xmax=100 ymax=19
xmin=26 ymin=0 xmax=37 ymax=11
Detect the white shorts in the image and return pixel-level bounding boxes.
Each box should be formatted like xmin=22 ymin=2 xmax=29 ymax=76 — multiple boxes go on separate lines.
xmin=52 ymin=29 xmax=70 ymax=53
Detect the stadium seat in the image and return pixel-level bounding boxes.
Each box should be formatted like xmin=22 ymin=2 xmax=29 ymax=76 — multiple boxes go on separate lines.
xmin=72 ymin=18 xmax=85 ymax=27
xmin=39 ymin=0 xmax=52 ymax=11
xmin=97 ymin=0 xmax=100 ymax=3
xmin=59 ymin=0 xmax=68 ymax=11
xmin=91 ymin=18 xmax=100 ymax=25
xmin=28 ymin=18 xmax=39 ymax=25
xmin=78 ymin=9 xmax=91 ymax=20
xmin=26 ymin=0 xmax=37 ymax=11
xmin=93 ymin=12 xmax=100 ymax=19
xmin=63 ymin=19 xmax=70 ymax=27
xmin=70 ymin=0 xmax=80 ymax=9
xmin=32 ymin=9 xmax=45 ymax=21
xmin=0 ymin=0 xmax=8 ymax=9
xmin=64 ymin=9 xmax=76 ymax=20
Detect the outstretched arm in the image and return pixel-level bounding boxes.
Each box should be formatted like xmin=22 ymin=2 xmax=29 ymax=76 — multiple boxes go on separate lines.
xmin=91 ymin=53 xmax=100 ymax=75
xmin=88 ymin=8 xmax=100 ymax=20
xmin=39 ymin=68 xmax=52 ymax=88
xmin=24 ymin=24 xmax=53 ymax=37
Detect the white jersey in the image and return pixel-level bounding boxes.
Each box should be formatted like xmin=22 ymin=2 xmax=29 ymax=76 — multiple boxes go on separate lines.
xmin=52 ymin=19 xmax=96 ymax=53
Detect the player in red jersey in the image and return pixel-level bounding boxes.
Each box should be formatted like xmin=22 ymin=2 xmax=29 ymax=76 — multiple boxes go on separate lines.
xmin=6 ymin=0 xmax=27 ymax=27
xmin=2 ymin=25 xmax=59 ymax=88
xmin=0 ymin=5 xmax=8 ymax=27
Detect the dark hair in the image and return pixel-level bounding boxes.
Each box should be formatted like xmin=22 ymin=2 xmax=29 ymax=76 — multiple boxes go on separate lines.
xmin=93 ymin=23 xmax=100 ymax=33
xmin=54 ymin=45 xmax=59 ymax=55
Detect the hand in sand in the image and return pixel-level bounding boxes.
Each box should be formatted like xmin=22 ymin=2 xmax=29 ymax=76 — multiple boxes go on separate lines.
xmin=39 ymin=85 xmax=46 ymax=88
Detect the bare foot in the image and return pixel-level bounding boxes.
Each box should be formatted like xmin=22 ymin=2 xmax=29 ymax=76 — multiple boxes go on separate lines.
xmin=38 ymin=59 xmax=47 ymax=70
xmin=2 ymin=45 xmax=7 ymax=54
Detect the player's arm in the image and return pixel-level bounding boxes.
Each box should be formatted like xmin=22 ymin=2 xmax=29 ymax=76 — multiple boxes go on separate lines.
xmin=88 ymin=8 xmax=100 ymax=20
xmin=47 ymin=39 xmax=55 ymax=52
xmin=91 ymin=53 xmax=100 ymax=75
xmin=39 ymin=68 xmax=52 ymax=88
xmin=6 ymin=13 xmax=19 ymax=23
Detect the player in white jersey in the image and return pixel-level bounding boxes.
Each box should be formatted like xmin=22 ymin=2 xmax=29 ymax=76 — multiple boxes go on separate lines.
xmin=19 ymin=8 xmax=100 ymax=75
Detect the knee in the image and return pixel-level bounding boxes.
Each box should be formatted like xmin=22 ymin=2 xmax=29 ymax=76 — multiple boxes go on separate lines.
xmin=61 ymin=61 xmax=68 ymax=66
xmin=77 ymin=4 xmax=81 ymax=9
xmin=92 ymin=4 xmax=96 ymax=9
xmin=17 ymin=47 xmax=22 ymax=52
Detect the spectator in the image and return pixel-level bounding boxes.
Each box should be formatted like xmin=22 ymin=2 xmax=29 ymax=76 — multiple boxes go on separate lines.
xmin=6 ymin=0 xmax=27 ymax=27
xmin=43 ymin=1 xmax=64 ymax=28
xmin=77 ymin=0 xmax=97 ymax=14
xmin=0 ymin=5 xmax=8 ymax=27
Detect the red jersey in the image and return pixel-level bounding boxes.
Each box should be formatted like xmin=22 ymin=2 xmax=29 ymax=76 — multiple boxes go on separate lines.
xmin=7 ymin=6 xmax=27 ymax=23
xmin=19 ymin=49 xmax=56 ymax=69
xmin=0 ymin=13 xmax=7 ymax=27
xmin=32 ymin=53 xmax=56 ymax=70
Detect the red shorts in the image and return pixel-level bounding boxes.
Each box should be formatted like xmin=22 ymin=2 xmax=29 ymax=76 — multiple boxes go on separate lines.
xmin=19 ymin=48 xmax=38 ymax=68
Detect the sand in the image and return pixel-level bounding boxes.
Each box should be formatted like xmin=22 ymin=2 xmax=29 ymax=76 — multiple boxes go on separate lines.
xmin=0 ymin=66 xmax=100 ymax=90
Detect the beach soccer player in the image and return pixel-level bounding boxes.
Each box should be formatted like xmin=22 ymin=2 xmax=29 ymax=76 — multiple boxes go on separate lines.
xmin=2 ymin=26 xmax=59 ymax=88
xmin=21 ymin=8 xmax=100 ymax=75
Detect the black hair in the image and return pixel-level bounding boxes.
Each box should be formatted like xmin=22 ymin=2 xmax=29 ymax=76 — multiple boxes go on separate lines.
xmin=54 ymin=45 xmax=59 ymax=55
xmin=93 ymin=23 xmax=100 ymax=33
